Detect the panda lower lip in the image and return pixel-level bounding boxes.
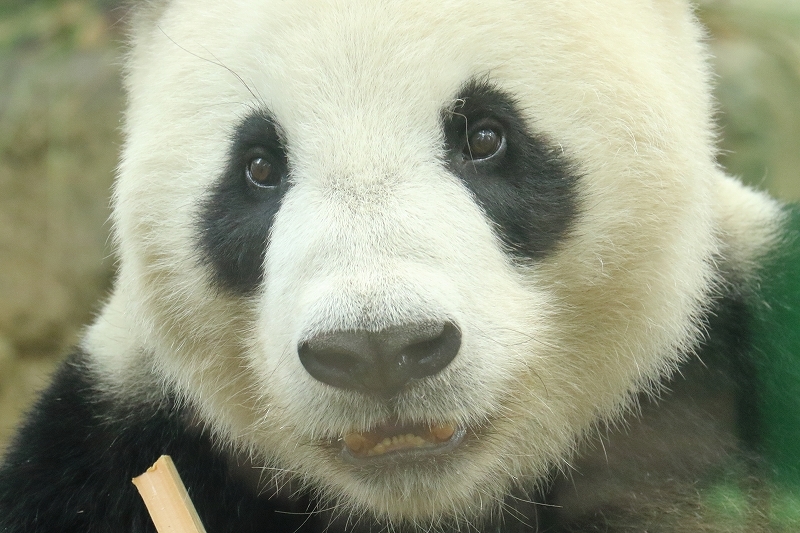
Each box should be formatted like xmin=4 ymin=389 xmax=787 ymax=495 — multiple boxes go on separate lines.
xmin=341 ymin=422 xmax=462 ymax=458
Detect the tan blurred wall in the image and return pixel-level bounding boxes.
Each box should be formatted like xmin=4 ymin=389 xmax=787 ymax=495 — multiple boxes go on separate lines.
xmin=0 ymin=1 xmax=124 ymax=448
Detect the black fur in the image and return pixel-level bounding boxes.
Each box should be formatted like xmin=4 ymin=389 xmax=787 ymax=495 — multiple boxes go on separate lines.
xmin=198 ymin=111 xmax=290 ymax=294
xmin=442 ymin=80 xmax=579 ymax=259
xmin=0 ymin=352 xmax=319 ymax=533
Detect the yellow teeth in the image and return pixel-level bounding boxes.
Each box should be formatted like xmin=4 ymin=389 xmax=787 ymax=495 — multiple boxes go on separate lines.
xmin=431 ymin=424 xmax=455 ymax=441
xmin=343 ymin=423 xmax=457 ymax=457
xmin=343 ymin=433 xmax=370 ymax=454
xmin=366 ymin=433 xmax=430 ymax=456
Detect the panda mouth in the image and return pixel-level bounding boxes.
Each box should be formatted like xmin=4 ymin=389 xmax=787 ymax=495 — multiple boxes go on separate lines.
xmin=340 ymin=421 xmax=465 ymax=461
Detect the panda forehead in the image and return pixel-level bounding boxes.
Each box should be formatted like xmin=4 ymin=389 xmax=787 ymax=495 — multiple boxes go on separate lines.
xmin=238 ymin=19 xmax=508 ymax=142
xmin=140 ymin=0 xmax=711 ymax=204
xmin=150 ymin=1 xmax=688 ymax=164
xmin=159 ymin=0 xmax=554 ymax=130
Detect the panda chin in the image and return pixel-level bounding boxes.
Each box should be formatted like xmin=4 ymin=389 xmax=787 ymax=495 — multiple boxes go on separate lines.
xmin=338 ymin=421 xmax=466 ymax=464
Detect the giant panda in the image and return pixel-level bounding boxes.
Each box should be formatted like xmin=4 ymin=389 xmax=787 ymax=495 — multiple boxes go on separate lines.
xmin=2 ymin=0 xmax=800 ymax=531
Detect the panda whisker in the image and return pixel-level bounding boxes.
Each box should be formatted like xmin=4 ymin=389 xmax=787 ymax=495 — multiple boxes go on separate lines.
xmin=156 ymin=25 xmax=265 ymax=108
xmin=495 ymin=500 xmax=535 ymax=530
xmin=277 ymin=499 xmax=338 ymax=533
xmin=474 ymin=324 xmax=560 ymax=351
xmin=504 ymin=491 xmax=561 ymax=509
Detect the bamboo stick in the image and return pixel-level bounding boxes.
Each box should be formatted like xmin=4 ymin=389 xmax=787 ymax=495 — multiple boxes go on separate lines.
xmin=132 ymin=455 xmax=207 ymax=533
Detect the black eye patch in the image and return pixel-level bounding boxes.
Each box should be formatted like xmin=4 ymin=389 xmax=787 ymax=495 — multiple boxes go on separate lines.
xmin=442 ymin=80 xmax=579 ymax=260
xmin=197 ymin=111 xmax=290 ymax=294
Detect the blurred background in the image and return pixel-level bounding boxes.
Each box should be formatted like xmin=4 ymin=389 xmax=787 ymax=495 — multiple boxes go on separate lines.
xmin=1 ymin=0 xmax=800 ymax=451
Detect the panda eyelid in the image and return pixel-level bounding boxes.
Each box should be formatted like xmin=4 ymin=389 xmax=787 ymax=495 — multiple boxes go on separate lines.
xmin=467 ymin=117 xmax=502 ymax=130
xmin=243 ymin=146 xmax=271 ymax=160
xmin=242 ymin=143 xmax=287 ymax=166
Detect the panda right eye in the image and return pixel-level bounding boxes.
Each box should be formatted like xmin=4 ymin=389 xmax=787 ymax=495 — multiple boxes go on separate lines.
xmin=246 ymin=156 xmax=280 ymax=188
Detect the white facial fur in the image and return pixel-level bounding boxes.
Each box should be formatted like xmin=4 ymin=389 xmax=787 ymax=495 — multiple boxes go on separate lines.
xmin=84 ymin=0 xmax=781 ymax=526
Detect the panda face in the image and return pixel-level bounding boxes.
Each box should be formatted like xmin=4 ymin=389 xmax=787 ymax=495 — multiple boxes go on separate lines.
xmin=98 ymin=0 xmax=722 ymax=524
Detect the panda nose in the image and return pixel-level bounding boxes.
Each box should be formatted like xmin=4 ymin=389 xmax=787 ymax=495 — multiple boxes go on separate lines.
xmin=298 ymin=321 xmax=461 ymax=397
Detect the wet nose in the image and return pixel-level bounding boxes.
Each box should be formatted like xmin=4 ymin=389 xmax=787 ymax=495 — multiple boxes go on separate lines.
xmin=298 ymin=321 xmax=461 ymax=396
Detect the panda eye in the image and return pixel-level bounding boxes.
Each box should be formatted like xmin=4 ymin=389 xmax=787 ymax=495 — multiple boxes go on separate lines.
xmin=246 ymin=156 xmax=279 ymax=188
xmin=464 ymin=123 xmax=505 ymax=161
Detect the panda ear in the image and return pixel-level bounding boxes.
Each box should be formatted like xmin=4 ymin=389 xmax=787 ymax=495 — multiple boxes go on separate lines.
xmin=133 ymin=0 xmax=171 ymax=15
xmin=128 ymin=0 xmax=171 ymax=34
xmin=649 ymin=0 xmax=701 ymax=40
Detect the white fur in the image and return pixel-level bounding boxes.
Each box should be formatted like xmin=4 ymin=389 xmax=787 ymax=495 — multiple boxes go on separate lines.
xmin=83 ymin=0 xmax=781 ymax=526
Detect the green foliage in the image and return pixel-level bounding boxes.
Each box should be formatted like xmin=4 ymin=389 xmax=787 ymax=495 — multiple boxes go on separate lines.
xmin=750 ymin=206 xmax=800 ymax=490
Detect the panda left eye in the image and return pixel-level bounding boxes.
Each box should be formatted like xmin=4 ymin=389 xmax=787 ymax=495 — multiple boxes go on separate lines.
xmin=246 ymin=156 xmax=280 ymax=188
xmin=464 ymin=122 xmax=506 ymax=161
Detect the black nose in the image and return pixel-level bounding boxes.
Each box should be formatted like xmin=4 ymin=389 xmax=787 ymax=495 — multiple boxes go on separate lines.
xmin=298 ymin=321 xmax=461 ymax=396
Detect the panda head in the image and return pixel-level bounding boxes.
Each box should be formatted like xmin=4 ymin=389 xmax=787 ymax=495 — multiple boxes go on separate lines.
xmin=89 ymin=0 xmax=727 ymax=526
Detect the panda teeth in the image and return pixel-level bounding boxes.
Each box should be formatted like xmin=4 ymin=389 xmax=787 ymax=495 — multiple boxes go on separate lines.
xmin=365 ymin=433 xmax=430 ymax=456
xmin=342 ymin=423 xmax=457 ymax=457
xmin=431 ymin=424 xmax=455 ymax=442
xmin=342 ymin=432 xmax=373 ymax=454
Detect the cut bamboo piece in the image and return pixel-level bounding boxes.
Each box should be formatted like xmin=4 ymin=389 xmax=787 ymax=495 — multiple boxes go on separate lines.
xmin=132 ymin=455 xmax=207 ymax=533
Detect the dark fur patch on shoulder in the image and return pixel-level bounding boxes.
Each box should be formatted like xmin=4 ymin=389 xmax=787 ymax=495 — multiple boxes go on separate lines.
xmin=0 ymin=351 xmax=319 ymax=532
